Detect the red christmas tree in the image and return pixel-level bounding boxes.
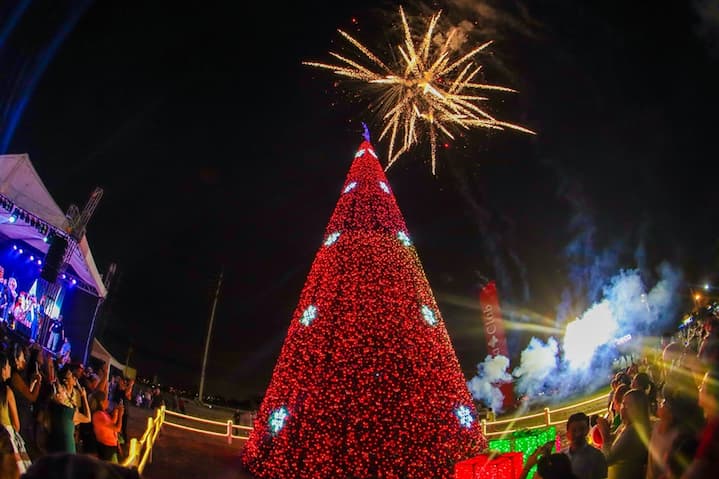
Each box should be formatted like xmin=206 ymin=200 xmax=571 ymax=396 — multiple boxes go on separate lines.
xmin=241 ymin=137 xmax=486 ymax=479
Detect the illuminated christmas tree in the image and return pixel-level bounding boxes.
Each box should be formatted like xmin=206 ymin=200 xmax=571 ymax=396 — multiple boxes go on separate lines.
xmin=241 ymin=134 xmax=486 ymax=479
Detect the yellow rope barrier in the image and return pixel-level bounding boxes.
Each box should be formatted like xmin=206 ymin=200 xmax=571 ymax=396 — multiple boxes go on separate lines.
xmin=122 ymin=405 xmax=165 ymax=473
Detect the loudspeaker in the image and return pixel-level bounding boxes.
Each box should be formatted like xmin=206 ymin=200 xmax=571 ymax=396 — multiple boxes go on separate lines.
xmin=41 ymin=233 xmax=69 ymax=283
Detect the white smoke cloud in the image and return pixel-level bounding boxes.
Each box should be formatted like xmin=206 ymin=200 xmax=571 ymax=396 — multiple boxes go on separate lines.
xmin=443 ymin=0 xmax=541 ymax=40
xmin=432 ymin=19 xmax=474 ymax=51
xmin=563 ymin=301 xmax=617 ymax=370
xmin=467 ymin=354 xmax=512 ymax=412
xmin=509 ymin=264 xmax=683 ymax=402
xmin=512 ymin=336 xmax=559 ymax=398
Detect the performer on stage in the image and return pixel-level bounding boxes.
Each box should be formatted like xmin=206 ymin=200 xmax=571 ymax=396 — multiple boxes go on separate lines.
xmin=4 ymin=279 xmax=19 ymax=327
xmin=0 ymin=266 xmax=7 ymax=322
xmin=11 ymin=291 xmax=32 ymax=331
xmin=27 ymin=295 xmax=41 ymax=343
xmin=2 ymin=278 xmax=18 ymax=322
xmin=47 ymin=316 xmax=65 ymax=353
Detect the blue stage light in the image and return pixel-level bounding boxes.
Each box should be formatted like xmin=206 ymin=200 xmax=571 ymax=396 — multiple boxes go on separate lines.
xmin=12 ymin=244 xmax=17 ymax=250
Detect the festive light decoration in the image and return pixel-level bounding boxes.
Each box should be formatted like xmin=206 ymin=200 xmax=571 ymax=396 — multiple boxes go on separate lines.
xmin=422 ymin=304 xmax=438 ymax=326
xmin=488 ymin=427 xmax=559 ymax=479
xmin=455 ymin=452 xmax=524 ymax=479
xmin=379 ymin=181 xmax=390 ymax=193
xmin=300 ymin=305 xmax=318 ymax=327
xmin=343 ymin=181 xmax=357 ymax=193
xmin=397 ymin=230 xmax=412 ymax=246
xmin=241 ymin=139 xmax=486 ymax=479
xmin=324 ymin=231 xmax=341 ymax=246
xmin=269 ymin=406 xmax=290 ymax=435
xmin=454 ymin=405 xmax=475 ymax=428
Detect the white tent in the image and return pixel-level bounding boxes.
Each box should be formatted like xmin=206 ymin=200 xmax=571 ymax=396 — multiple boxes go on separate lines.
xmin=0 ymin=153 xmax=107 ymax=298
xmin=90 ymin=338 xmax=126 ymax=373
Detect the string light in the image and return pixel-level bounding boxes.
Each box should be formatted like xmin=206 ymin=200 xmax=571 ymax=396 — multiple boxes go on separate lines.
xmin=300 ymin=305 xmax=318 ymax=326
xmin=454 ymin=405 xmax=475 ymax=428
xmin=241 ymin=140 xmax=486 ymax=479
xmin=421 ymin=304 xmax=438 ymax=326
xmin=342 ymin=181 xmax=357 ymax=194
xmin=268 ymin=406 xmax=290 ymax=435
xmin=323 ymin=231 xmax=341 ymax=246
xmin=397 ymin=230 xmax=412 ymax=246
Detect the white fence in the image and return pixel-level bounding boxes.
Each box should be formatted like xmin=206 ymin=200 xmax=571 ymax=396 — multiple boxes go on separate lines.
xmin=159 ymin=392 xmax=608 ymax=443
xmin=163 ymin=408 xmax=253 ymax=443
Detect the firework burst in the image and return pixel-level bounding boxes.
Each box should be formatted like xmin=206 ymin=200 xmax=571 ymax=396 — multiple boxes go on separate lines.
xmin=304 ymin=7 xmax=535 ymax=174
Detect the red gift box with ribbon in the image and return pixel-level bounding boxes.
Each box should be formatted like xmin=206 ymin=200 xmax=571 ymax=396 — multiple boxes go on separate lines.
xmin=455 ymin=452 xmax=524 ymax=479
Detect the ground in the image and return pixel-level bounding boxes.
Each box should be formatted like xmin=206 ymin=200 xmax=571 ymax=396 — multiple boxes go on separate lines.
xmin=126 ymin=403 xmax=253 ymax=479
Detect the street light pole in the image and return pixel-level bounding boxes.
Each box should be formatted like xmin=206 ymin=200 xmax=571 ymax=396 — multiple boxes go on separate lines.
xmin=199 ymin=269 xmax=223 ymax=403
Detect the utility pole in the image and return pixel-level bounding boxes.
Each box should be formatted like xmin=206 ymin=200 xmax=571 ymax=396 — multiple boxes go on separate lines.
xmin=199 ymin=269 xmax=223 ymax=403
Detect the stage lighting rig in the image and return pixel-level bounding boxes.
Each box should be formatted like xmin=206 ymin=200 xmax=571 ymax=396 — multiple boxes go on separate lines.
xmin=0 ymin=196 xmax=12 ymax=211
xmin=66 ymin=187 xmax=103 ymax=241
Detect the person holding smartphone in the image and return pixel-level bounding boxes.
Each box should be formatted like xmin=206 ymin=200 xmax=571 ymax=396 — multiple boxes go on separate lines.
xmin=90 ymin=390 xmax=124 ymax=463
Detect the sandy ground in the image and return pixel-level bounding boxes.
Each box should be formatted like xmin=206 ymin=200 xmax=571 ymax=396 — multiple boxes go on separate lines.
xmin=126 ymin=403 xmax=253 ymax=479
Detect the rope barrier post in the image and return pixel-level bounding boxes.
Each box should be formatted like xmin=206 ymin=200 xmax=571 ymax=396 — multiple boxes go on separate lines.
xmin=227 ymin=420 xmax=233 ymax=444
xmin=128 ymin=438 xmax=138 ymax=467
xmin=152 ymin=405 xmax=165 ymax=465
xmin=544 ymin=407 xmax=551 ymax=426
xmin=480 ymin=418 xmax=487 ymax=435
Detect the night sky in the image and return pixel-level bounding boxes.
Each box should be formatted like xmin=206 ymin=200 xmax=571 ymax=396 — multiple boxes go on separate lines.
xmin=2 ymin=0 xmax=718 ymax=400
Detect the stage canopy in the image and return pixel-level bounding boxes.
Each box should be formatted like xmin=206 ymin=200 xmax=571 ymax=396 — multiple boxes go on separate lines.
xmin=91 ymin=338 xmax=126 ymax=373
xmin=0 ymin=153 xmax=107 ymax=298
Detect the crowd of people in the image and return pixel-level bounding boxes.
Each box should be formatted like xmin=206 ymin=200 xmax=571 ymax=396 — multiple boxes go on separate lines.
xmin=521 ymin=311 xmax=719 ymax=479
xmin=0 ymin=319 xmax=144 ymax=478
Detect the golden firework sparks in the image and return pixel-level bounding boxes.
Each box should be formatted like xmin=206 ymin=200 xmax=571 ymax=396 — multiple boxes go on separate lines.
xmin=304 ymin=7 xmax=535 ymax=174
